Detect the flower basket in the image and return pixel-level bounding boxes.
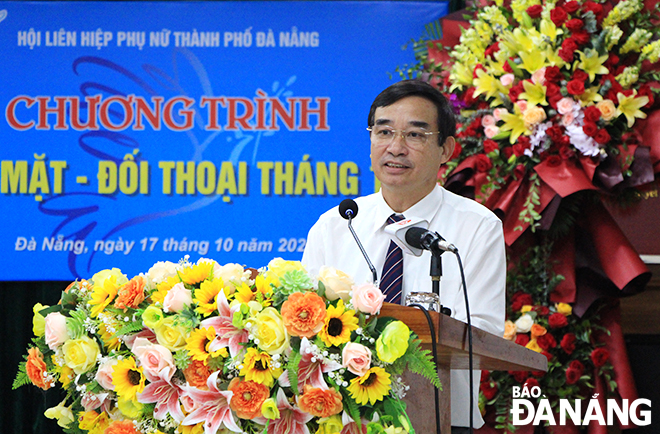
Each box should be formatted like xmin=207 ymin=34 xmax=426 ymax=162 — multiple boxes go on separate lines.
xmin=13 ymin=257 xmax=441 ymax=434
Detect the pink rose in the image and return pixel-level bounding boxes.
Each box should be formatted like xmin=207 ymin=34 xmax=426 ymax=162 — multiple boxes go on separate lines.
xmin=342 ymin=342 xmax=372 ymax=376
xmin=562 ymin=112 xmax=576 ymax=127
xmin=481 ymin=114 xmax=496 ymax=128
xmin=95 ymin=359 xmax=119 ymax=390
xmin=493 ymin=108 xmax=508 ymax=121
xmin=532 ymin=67 xmax=546 ymax=85
xmin=484 ymin=125 xmax=500 ymax=138
xmin=515 ymin=100 xmax=528 ymax=113
xmin=500 ymin=73 xmax=515 ymax=87
xmin=132 ymin=337 xmax=176 ymax=381
xmin=352 ymin=283 xmax=385 ymax=315
xmin=44 ymin=312 xmax=70 ymax=350
xmin=163 ymin=282 xmax=192 ymax=313
xmin=557 ymin=97 xmax=577 ymax=115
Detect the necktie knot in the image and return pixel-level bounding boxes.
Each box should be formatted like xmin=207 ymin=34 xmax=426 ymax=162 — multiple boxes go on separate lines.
xmin=387 ymin=213 xmax=405 ymax=225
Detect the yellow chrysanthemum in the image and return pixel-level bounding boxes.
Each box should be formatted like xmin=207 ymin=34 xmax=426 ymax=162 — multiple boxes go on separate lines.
xmin=152 ymin=275 xmax=181 ymax=304
xmin=318 ymin=300 xmax=359 ymax=347
xmin=111 ymin=357 xmax=145 ymax=401
xmin=87 ymin=276 xmax=119 ymax=318
xmin=347 ymin=367 xmax=392 ymax=405
xmin=240 ymin=347 xmax=283 ymax=387
xmin=179 ymin=261 xmax=214 ymax=286
xmin=186 ymin=326 xmax=228 ymax=363
xmin=617 ymin=90 xmax=649 ymax=128
xmin=194 ymin=278 xmax=227 ymax=316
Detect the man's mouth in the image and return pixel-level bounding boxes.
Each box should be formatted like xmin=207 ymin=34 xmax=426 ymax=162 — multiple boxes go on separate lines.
xmin=385 ymin=162 xmax=408 ymax=168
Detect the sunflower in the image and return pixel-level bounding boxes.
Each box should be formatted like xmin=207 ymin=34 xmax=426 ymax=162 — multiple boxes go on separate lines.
xmin=98 ymin=320 xmax=122 ymax=352
xmin=179 ymin=262 xmax=214 ymax=286
xmin=151 ymin=275 xmax=181 ymax=305
xmin=239 ymin=347 xmax=282 ymax=387
xmin=194 ymin=278 xmax=228 ymax=316
xmin=111 ymin=357 xmax=145 ymax=401
xmin=234 ymin=274 xmax=274 ymax=306
xmin=87 ymin=276 xmax=119 ymax=318
xmin=346 ymin=366 xmax=391 ymax=405
xmin=318 ymin=299 xmax=358 ymax=347
xmin=186 ymin=326 xmax=228 ymax=363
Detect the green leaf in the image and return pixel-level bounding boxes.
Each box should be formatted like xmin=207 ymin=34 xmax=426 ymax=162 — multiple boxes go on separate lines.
xmin=12 ymin=361 xmax=31 ymax=390
xmin=287 ymin=351 xmax=302 ymax=395
xmin=401 ymin=337 xmax=441 ymax=389
xmin=341 ymin=390 xmax=363 ymax=431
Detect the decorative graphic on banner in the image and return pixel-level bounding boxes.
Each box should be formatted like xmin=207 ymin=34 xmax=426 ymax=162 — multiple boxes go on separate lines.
xmin=0 ymin=1 xmax=449 ymax=280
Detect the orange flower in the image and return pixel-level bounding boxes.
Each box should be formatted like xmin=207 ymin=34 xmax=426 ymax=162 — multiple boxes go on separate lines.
xmin=281 ymin=292 xmax=327 ymax=338
xmin=530 ymin=323 xmax=547 ymax=339
xmin=114 ymin=276 xmax=146 ymax=310
xmin=104 ymin=420 xmax=140 ymax=434
xmin=183 ymin=359 xmax=211 ymax=389
xmin=26 ymin=347 xmax=51 ymax=390
xmin=228 ymin=378 xmax=270 ymax=419
xmin=298 ymin=385 xmax=343 ymax=418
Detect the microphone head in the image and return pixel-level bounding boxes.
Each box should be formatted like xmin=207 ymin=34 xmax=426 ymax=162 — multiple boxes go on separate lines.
xmin=404 ymin=227 xmax=428 ymax=250
xmin=339 ymin=199 xmax=358 ymax=220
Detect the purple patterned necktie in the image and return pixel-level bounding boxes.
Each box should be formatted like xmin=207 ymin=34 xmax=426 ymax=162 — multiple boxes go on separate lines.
xmin=380 ymin=214 xmax=405 ymax=304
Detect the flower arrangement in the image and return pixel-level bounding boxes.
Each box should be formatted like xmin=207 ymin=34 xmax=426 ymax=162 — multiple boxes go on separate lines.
xmin=13 ymin=257 xmax=439 ymax=434
xmin=426 ymin=0 xmax=660 ymax=235
xmin=479 ymin=244 xmax=615 ymax=431
xmin=394 ymin=0 xmax=660 ymax=430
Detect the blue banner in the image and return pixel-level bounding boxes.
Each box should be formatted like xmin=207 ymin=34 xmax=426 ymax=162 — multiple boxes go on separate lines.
xmin=0 ymin=1 xmax=448 ymax=280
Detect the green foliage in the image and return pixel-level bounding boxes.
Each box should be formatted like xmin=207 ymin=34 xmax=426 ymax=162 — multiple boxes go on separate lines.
xmin=399 ymin=337 xmax=442 ymax=389
xmin=12 ymin=360 xmax=30 ymax=390
xmin=287 ymin=351 xmax=302 ymax=395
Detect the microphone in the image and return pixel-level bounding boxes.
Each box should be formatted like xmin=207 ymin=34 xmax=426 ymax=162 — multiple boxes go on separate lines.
xmin=338 ymin=199 xmax=378 ymax=284
xmin=383 ymin=218 xmax=429 ymax=256
xmin=405 ymin=227 xmax=457 ymax=255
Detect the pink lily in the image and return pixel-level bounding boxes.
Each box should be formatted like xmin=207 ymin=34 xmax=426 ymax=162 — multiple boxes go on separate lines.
xmin=255 ymin=388 xmax=313 ymax=434
xmin=137 ymin=375 xmax=185 ymax=423
xmin=341 ymin=411 xmax=368 ymax=434
xmin=201 ymin=291 xmax=248 ymax=358
xmin=279 ymin=337 xmax=341 ymax=390
xmin=181 ymin=371 xmax=241 ymax=433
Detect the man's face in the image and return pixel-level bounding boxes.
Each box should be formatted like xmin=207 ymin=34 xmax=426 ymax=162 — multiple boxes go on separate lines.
xmin=370 ymin=96 xmax=454 ymax=206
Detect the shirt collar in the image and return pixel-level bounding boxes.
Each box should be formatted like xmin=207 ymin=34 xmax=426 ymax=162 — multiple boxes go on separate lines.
xmin=372 ymin=184 xmax=444 ymax=232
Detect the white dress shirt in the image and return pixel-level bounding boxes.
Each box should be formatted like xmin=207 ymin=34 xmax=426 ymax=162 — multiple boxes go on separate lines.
xmin=302 ymin=184 xmax=506 ymax=428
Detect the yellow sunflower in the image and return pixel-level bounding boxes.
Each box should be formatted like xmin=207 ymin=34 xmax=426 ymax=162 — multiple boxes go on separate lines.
xmin=151 ymin=275 xmax=181 ymax=304
xmin=194 ymin=278 xmax=227 ymax=316
xmin=234 ymin=275 xmax=273 ymax=306
xmin=87 ymin=276 xmax=119 ymax=318
xmin=318 ymin=299 xmax=359 ymax=347
xmin=179 ymin=262 xmax=214 ymax=286
xmin=346 ymin=366 xmax=391 ymax=405
xmin=98 ymin=320 xmax=122 ymax=352
xmin=111 ymin=357 xmax=146 ymax=401
xmin=186 ymin=326 xmax=228 ymax=363
xmin=239 ymin=347 xmax=283 ymax=387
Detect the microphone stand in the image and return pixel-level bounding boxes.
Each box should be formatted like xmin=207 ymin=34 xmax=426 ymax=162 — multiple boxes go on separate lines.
xmin=347 ymin=213 xmax=378 ymax=284
xmin=430 ymin=248 xmax=452 ymax=316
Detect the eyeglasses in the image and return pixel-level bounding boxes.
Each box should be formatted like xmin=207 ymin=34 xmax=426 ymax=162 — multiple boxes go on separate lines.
xmin=367 ymin=125 xmax=440 ymax=148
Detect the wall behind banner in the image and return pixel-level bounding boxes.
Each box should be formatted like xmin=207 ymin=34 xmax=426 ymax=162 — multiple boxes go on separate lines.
xmin=0 ymin=0 xmax=449 ymax=281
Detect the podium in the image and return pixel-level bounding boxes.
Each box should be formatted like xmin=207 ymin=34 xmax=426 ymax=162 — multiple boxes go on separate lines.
xmin=380 ymin=303 xmax=548 ymax=433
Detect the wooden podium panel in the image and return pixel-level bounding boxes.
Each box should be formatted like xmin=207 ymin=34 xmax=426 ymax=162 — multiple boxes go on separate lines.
xmin=379 ymin=303 xmax=548 ymax=433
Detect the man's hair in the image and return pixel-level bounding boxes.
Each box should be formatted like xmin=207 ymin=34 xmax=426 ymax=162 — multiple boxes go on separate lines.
xmin=367 ymin=79 xmax=456 ymax=147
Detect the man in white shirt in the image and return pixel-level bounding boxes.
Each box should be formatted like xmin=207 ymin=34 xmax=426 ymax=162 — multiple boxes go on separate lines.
xmin=302 ymin=80 xmax=506 ymax=432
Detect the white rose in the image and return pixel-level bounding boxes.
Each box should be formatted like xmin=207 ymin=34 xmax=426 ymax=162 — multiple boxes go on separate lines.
xmin=214 ymin=262 xmax=250 ymax=292
xmin=318 ymin=266 xmax=354 ymax=301
xmin=515 ymin=314 xmax=534 ymax=333
xmin=146 ymin=261 xmax=178 ymax=285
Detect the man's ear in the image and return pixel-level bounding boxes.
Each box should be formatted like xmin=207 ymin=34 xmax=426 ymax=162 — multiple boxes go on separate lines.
xmin=439 ymin=136 xmax=456 ymax=164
